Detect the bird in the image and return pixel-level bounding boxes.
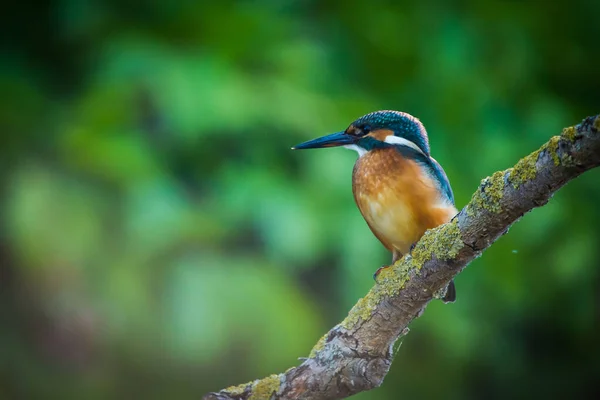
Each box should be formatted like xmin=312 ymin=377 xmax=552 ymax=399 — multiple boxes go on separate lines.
xmin=292 ymin=110 xmax=457 ymax=303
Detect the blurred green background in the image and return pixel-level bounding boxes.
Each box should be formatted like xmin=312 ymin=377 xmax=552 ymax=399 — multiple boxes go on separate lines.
xmin=1 ymin=1 xmax=599 ymax=399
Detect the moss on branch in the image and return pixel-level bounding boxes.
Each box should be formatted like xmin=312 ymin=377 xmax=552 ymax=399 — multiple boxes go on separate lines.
xmin=249 ymin=375 xmax=281 ymax=400
xmin=205 ymin=116 xmax=600 ymax=400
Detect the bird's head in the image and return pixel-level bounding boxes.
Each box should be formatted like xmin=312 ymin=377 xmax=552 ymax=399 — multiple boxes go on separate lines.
xmin=292 ymin=110 xmax=430 ymax=157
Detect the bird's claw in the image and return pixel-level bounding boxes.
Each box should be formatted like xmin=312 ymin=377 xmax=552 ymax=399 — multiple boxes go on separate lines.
xmin=373 ymin=265 xmax=390 ymax=281
xmin=408 ymin=242 xmax=417 ymax=254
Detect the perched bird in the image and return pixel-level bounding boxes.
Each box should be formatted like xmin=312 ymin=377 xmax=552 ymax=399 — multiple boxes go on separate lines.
xmin=293 ymin=110 xmax=457 ymax=303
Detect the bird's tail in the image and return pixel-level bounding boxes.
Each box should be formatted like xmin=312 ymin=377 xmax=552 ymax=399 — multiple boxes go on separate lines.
xmin=442 ymin=280 xmax=456 ymax=303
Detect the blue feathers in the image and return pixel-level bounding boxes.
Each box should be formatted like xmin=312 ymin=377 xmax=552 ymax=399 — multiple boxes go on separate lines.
xmin=351 ymin=110 xmax=452 ymax=204
xmin=354 ymin=110 xmax=431 ymax=156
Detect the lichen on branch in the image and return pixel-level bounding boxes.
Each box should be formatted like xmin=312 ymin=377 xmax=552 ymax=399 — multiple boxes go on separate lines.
xmin=204 ymin=115 xmax=600 ymax=400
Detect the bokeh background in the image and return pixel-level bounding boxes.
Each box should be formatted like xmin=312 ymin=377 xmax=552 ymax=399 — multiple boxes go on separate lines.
xmin=1 ymin=1 xmax=599 ymax=399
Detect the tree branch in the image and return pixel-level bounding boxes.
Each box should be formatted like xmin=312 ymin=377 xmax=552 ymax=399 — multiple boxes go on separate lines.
xmin=204 ymin=115 xmax=600 ymax=400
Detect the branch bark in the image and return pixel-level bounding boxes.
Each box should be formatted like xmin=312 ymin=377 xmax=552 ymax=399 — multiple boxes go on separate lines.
xmin=204 ymin=115 xmax=600 ymax=400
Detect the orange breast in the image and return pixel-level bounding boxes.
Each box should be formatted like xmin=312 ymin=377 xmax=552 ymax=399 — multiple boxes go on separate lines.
xmin=352 ymin=148 xmax=457 ymax=256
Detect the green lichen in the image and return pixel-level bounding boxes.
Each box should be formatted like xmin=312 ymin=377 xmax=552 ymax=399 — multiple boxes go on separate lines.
xmin=546 ymin=136 xmax=561 ymax=166
xmin=509 ymin=149 xmax=540 ymax=188
xmin=249 ymin=375 xmax=281 ymax=400
xmin=225 ymin=381 xmax=251 ymax=396
xmin=561 ymin=153 xmax=576 ymax=167
xmin=340 ymin=259 xmax=413 ymax=330
xmin=467 ymin=170 xmax=506 ymax=215
xmin=561 ymin=125 xmax=577 ymax=141
xmin=545 ymin=135 xmax=578 ymax=167
xmin=511 ymin=134 xmax=579 ymax=184
xmin=594 ymin=117 xmax=600 ymax=131
xmin=308 ymin=333 xmax=328 ymax=358
xmin=340 ymin=220 xmax=463 ymax=330
xmin=340 ymin=294 xmax=378 ymax=330
xmin=411 ymin=218 xmax=464 ymax=266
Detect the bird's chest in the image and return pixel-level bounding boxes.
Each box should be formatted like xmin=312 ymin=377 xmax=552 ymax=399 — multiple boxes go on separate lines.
xmin=352 ymin=149 xmax=452 ymax=254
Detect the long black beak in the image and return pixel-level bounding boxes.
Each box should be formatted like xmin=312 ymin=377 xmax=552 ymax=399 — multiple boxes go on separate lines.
xmin=292 ymin=131 xmax=356 ymax=150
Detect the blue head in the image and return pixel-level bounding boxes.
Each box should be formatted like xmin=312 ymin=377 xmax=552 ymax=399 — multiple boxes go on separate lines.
xmin=293 ymin=110 xmax=431 ymax=157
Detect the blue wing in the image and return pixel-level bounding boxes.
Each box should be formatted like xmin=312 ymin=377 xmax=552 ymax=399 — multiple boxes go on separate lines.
xmin=427 ymin=156 xmax=455 ymax=205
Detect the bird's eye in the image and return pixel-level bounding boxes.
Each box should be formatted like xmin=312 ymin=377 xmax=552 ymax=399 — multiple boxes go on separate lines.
xmin=361 ymin=125 xmax=371 ymax=135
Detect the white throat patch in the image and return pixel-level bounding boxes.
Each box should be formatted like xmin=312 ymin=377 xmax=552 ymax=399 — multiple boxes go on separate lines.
xmin=383 ymin=135 xmax=425 ymax=155
xmin=344 ymin=144 xmax=368 ymax=157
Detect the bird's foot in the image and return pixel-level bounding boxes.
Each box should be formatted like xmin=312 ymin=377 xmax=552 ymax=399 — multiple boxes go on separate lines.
xmin=373 ymin=265 xmax=390 ymax=281
xmin=408 ymin=242 xmax=417 ymax=255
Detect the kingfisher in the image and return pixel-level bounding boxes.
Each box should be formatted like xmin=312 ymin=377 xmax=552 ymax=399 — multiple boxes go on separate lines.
xmin=292 ymin=110 xmax=457 ymax=303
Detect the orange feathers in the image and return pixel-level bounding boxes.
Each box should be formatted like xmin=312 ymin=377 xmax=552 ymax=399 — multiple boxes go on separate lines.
xmin=352 ymin=147 xmax=457 ymax=258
